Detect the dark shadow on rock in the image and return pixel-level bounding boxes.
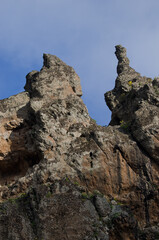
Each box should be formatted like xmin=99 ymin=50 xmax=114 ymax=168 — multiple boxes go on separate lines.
xmin=0 ymin=103 xmax=41 ymax=185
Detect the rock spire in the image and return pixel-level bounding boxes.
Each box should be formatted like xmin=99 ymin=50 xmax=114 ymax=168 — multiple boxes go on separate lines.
xmin=0 ymin=47 xmax=158 ymax=239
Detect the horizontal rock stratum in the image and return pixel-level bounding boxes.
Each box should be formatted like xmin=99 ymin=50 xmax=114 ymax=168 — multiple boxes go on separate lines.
xmin=0 ymin=46 xmax=158 ymax=240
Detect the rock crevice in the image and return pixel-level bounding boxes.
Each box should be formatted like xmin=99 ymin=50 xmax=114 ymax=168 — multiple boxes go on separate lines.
xmin=0 ymin=47 xmax=158 ymax=240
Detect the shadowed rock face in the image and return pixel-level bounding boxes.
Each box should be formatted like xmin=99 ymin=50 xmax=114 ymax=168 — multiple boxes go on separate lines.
xmin=0 ymin=48 xmax=158 ymax=240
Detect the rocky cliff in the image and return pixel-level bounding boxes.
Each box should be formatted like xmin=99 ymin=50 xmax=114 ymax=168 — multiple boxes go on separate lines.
xmin=0 ymin=46 xmax=158 ymax=240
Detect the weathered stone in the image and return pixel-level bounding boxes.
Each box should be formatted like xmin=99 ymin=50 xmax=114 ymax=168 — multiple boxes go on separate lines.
xmin=94 ymin=195 xmax=111 ymax=217
xmin=0 ymin=48 xmax=158 ymax=239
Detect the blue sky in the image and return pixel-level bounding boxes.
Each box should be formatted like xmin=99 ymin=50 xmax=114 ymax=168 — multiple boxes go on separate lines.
xmin=1 ymin=0 xmax=159 ymax=125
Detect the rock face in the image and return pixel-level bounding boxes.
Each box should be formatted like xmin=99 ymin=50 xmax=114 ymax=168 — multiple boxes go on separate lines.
xmin=0 ymin=47 xmax=158 ymax=240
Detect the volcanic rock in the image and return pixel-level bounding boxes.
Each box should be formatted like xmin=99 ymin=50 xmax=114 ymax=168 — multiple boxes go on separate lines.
xmin=0 ymin=47 xmax=158 ymax=240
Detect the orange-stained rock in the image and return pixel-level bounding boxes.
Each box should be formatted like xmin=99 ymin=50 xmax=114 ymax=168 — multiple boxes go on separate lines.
xmin=0 ymin=48 xmax=158 ymax=239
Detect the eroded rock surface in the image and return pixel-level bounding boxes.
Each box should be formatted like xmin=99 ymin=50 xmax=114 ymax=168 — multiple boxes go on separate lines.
xmin=0 ymin=48 xmax=158 ymax=240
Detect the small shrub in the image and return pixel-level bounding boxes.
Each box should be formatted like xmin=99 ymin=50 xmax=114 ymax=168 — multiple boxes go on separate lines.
xmin=8 ymin=198 xmax=17 ymax=204
xmin=65 ymin=176 xmax=70 ymax=182
xmin=120 ymin=120 xmax=130 ymax=129
xmin=91 ymin=118 xmax=97 ymax=124
xmin=113 ymin=197 xmax=123 ymax=205
xmin=81 ymin=192 xmax=94 ymax=199
xmin=19 ymin=193 xmax=27 ymax=198
xmin=154 ymin=76 xmax=159 ymax=81
xmin=93 ymin=190 xmax=103 ymax=197
xmin=147 ymin=78 xmax=152 ymax=83
xmin=46 ymin=191 xmax=52 ymax=198
xmin=81 ymin=192 xmax=88 ymax=199
xmin=74 ymin=181 xmax=79 ymax=186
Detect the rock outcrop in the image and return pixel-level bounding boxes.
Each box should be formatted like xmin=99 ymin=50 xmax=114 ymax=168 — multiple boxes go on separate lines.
xmin=0 ymin=46 xmax=158 ymax=240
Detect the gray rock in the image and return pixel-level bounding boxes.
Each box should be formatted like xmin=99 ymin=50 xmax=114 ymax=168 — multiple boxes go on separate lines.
xmin=94 ymin=195 xmax=111 ymax=217
xmin=0 ymin=46 xmax=158 ymax=239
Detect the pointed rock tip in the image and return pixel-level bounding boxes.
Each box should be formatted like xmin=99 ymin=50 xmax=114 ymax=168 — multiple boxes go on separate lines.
xmin=115 ymin=45 xmax=128 ymax=62
xmin=115 ymin=45 xmax=130 ymax=74
xmin=43 ymin=53 xmax=66 ymax=68
xmin=24 ymin=53 xmax=82 ymax=98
